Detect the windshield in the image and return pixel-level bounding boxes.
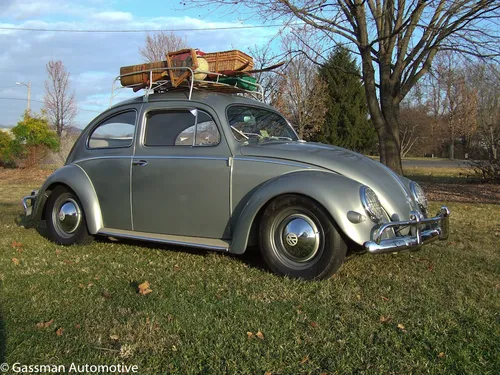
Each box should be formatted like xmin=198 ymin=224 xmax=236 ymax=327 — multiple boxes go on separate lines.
xmin=227 ymin=106 xmax=298 ymax=142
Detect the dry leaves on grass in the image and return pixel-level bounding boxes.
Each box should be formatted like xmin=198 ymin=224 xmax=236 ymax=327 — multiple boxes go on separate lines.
xmin=397 ymin=323 xmax=407 ymax=333
xmin=138 ymin=281 xmax=152 ymax=295
xmin=102 ymin=290 xmax=112 ymax=299
xmin=438 ymin=352 xmax=446 ymax=358
xmin=56 ymin=327 xmax=64 ymax=336
xmin=380 ymin=316 xmax=392 ymax=324
xmin=246 ymin=330 xmax=265 ymax=340
xmin=299 ymin=355 xmax=309 ymax=365
xmin=110 ymin=334 xmax=119 ymax=341
xmin=36 ymin=319 xmax=54 ymax=329
xmin=310 ymin=321 xmax=318 ymax=328
xmin=11 ymin=241 xmax=23 ymax=248
xmin=11 ymin=258 xmax=20 ymax=265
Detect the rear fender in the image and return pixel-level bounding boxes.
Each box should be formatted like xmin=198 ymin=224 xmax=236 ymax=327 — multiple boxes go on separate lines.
xmin=33 ymin=164 xmax=103 ymax=234
xmin=229 ymin=170 xmax=374 ymax=254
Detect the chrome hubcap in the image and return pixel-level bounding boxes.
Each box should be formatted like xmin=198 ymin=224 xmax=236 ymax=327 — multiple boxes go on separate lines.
xmin=55 ymin=198 xmax=81 ymax=235
xmin=278 ymin=214 xmax=320 ymax=263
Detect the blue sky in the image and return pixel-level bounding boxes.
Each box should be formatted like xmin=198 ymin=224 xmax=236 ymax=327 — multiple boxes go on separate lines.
xmin=0 ymin=0 xmax=281 ymax=128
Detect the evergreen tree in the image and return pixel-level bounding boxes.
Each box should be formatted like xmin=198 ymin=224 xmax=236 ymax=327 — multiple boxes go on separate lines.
xmin=316 ymin=47 xmax=376 ymax=153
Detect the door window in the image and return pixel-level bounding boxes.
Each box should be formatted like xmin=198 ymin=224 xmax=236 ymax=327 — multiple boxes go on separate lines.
xmin=144 ymin=109 xmax=220 ymax=147
xmin=88 ymin=111 xmax=136 ymax=149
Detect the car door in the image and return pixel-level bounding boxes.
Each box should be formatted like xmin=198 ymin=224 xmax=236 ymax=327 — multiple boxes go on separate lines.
xmin=75 ymin=107 xmax=138 ymax=230
xmin=131 ymin=103 xmax=231 ymax=239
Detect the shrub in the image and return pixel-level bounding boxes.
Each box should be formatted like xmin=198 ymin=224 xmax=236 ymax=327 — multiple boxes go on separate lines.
xmin=10 ymin=112 xmax=59 ymax=168
xmin=0 ymin=130 xmax=15 ymax=167
xmin=468 ymin=158 xmax=500 ymax=183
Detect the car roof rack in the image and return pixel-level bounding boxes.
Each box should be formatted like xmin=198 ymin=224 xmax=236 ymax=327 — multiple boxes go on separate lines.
xmin=110 ymin=66 xmax=264 ymax=107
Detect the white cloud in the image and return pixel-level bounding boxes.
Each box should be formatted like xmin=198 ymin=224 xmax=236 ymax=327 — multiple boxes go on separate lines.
xmin=91 ymin=11 xmax=133 ymax=23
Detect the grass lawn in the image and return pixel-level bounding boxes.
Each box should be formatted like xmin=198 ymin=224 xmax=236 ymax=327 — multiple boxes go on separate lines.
xmin=0 ymin=171 xmax=499 ymax=374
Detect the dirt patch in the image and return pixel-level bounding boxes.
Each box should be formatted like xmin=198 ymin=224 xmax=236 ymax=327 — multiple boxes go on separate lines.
xmin=0 ymin=167 xmax=55 ymax=184
xmin=421 ymin=181 xmax=500 ymax=205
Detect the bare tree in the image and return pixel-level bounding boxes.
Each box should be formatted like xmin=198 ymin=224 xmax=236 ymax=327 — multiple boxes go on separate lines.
xmin=430 ymin=53 xmax=478 ymax=159
xmin=139 ymin=31 xmax=188 ymax=62
xmin=185 ymin=0 xmax=500 ymax=174
xmin=248 ymin=43 xmax=282 ymax=103
xmin=271 ymin=34 xmax=328 ymax=139
xmin=44 ymin=60 xmax=77 ymax=138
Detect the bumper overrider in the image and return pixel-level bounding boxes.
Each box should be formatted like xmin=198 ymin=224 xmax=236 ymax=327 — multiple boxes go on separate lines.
xmin=22 ymin=189 xmax=38 ymax=217
xmin=363 ymin=206 xmax=450 ymax=255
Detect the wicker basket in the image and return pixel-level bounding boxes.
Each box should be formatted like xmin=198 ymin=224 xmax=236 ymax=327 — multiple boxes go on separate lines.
xmin=204 ymin=50 xmax=254 ymax=72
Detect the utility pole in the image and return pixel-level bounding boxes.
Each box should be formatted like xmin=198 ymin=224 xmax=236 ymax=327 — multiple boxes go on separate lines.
xmin=16 ymin=81 xmax=31 ymax=113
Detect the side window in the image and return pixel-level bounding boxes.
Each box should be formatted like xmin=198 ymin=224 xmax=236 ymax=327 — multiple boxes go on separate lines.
xmin=144 ymin=109 xmax=220 ymax=147
xmin=88 ymin=111 xmax=136 ymax=149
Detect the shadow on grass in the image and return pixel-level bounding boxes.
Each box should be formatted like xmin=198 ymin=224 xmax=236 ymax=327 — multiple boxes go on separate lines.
xmin=99 ymin=236 xmax=268 ymax=273
xmin=0 ymin=281 xmax=6 ymax=364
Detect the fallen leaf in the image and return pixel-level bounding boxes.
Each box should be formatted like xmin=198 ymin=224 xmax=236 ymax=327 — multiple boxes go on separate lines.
xmin=75 ymin=324 xmax=81 ymax=329
xmin=102 ymin=290 xmax=112 ymax=299
xmin=256 ymin=330 xmax=264 ymax=340
xmin=356 ymin=294 xmax=361 ymax=300
xmin=55 ymin=249 xmax=62 ymax=255
xmin=11 ymin=241 xmax=23 ymax=248
xmin=17 ymin=248 xmax=23 ymax=254
xmin=264 ymin=372 xmax=272 ymax=375
xmin=299 ymin=355 xmax=309 ymax=365
xmin=173 ymin=264 xmax=181 ymax=271
xmin=310 ymin=321 xmax=318 ymax=328
xmin=397 ymin=323 xmax=407 ymax=333
xmin=438 ymin=352 xmax=445 ymax=358
xmin=11 ymin=258 xmax=20 ymax=265
xmin=87 ymin=283 xmax=94 ymax=288
xmin=56 ymin=327 xmax=64 ymax=336
xmin=138 ymin=281 xmax=152 ymax=295
xmin=110 ymin=334 xmax=119 ymax=340
xmin=380 ymin=316 xmax=392 ymax=324
xmin=381 ymin=296 xmax=390 ymax=302
xmin=36 ymin=319 xmax=54 ymax=329
xmin=246 ymin=331 xmax=254 ymax=338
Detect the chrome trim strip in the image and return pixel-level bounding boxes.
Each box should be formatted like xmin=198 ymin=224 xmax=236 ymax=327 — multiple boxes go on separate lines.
xmin=97 ymin=230 xmax=229 ymax=251
xmin=132 ymin=155 xmax=229 ymax=161
xmin=73 ymin=155 xmax=229 ymax=164
xmin=233 ymin=157 xmax=311 ymax=169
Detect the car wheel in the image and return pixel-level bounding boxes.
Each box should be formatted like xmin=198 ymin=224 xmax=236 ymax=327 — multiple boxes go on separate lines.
xmin=259 ymin=195 xmax=347 ymax=280
xmin=45 ymin=186 xmax=93 ymax=245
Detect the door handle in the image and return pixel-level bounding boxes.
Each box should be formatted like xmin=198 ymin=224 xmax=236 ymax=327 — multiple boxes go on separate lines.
xmin=132 ymin=159 xmax=148 ymax=167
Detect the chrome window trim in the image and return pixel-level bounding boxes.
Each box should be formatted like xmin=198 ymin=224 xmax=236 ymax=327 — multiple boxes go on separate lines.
xmin=86 ymin=109 xmax=138 ymax=150
xmin=226 ymin=104 xmax=299 ymax=142
xmin=141 ymin=107 xmax=222 ymax=148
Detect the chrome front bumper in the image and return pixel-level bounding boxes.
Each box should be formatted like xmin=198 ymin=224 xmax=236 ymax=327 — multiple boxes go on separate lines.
xmin=363 ymin=206 xmax=450 ymax=255
xmin=22 ymin=189 xmax=38 ymax=217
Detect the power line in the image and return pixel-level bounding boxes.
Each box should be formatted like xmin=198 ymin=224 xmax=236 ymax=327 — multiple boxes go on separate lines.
xmin=0 ymin=97 xmax=102 ymax=113
xmin=0 ymin=24 xmax=286 ymax=33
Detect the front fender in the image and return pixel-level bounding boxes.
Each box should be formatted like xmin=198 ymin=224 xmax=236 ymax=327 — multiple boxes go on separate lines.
xmin=229 ymin=170 xmax=375 ymax=254
xmin=33 ymin=164 xmax=103 ymax=234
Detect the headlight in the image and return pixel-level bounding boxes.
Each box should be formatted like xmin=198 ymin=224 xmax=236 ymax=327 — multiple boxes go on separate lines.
xmin=360 ymin=186 xmax=385 ymax=223
xmin=409 ymin=181 xmax=428 ymax=211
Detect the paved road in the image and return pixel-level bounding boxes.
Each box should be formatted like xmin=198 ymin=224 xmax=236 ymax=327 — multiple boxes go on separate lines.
xmin=402 ymin=159 xmax=470 ymax=168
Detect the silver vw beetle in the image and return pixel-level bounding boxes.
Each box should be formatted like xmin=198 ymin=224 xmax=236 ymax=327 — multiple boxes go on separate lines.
xmin=22 ymin=90 xmax=450 ymax=279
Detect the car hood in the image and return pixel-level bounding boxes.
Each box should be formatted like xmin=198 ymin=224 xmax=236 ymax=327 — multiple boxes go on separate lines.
xmin=240 ymin=141 xmax=418 ymax=220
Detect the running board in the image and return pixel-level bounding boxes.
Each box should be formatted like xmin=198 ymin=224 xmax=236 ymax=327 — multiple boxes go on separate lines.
xmin=97 ymin=228 xmax=230 ymax=252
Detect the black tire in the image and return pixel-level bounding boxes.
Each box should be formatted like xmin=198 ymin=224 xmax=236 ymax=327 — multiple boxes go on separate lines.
xmin=259 ymin=194 xmax=347 ymax=280
xmin=45 ymin=186 xmax=93 ymax=245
